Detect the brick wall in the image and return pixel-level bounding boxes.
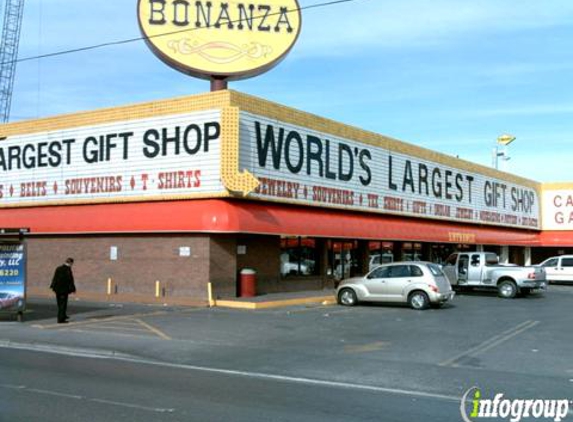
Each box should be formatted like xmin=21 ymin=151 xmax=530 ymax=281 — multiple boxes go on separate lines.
xmin=209 ymin=235 xmax=237 ymax=298
xmin=236 ymin=235 xmax=280 ymax=294
xmin=236 ymin=235 xmax=327 ymax=294
xmin=27 ymin=234 xmax=211 ymax=301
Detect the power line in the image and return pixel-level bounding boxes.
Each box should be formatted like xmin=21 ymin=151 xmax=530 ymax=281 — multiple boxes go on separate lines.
xmin=2 ymin=0 xmax=359 ymax=66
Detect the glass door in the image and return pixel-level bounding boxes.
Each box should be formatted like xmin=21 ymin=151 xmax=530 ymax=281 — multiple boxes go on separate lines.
xmin=328 ymin=240 xmax=359 ymax=281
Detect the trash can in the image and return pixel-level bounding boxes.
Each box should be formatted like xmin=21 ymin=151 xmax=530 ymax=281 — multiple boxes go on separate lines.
xmin=239 ymin=268 xmax=256 ymax=297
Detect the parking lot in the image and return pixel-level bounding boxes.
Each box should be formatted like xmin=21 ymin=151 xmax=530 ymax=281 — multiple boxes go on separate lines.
xmin=1 ymin=284 xmax=569 ymax=405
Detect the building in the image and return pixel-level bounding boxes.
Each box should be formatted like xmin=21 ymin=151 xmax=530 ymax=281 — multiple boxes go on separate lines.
xmin=0 ymin=90 xmax=572 ymax=304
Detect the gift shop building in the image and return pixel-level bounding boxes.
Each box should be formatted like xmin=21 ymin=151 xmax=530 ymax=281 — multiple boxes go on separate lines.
xmin=0 ymin=1 xmax=572 ymax=304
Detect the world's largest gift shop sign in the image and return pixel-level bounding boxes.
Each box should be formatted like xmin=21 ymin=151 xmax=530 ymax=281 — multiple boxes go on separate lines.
xmin=238 ymin=111 xmax=541 ymax=230
xmin=0 ymin=92 xmax=542 ymax=231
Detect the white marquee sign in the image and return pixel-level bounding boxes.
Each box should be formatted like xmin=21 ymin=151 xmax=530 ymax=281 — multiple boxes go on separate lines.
xmin=0 ymin=111 xmax=224 ymax=207
xmin=240 ymin=112 xmax=541 ymax=230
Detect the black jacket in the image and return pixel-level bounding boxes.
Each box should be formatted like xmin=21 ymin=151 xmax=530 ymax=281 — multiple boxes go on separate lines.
xmin=50 ymin=264 xmax=76 ymax=295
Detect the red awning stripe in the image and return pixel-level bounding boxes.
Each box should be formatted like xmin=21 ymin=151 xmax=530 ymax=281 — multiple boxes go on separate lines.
xmin=0 ymin=199 xmax=542 ymax=245
xmin=537 ymin=231 xmax=573 ymax=247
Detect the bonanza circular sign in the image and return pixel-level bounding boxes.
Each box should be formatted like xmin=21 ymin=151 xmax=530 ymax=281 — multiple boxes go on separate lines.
xmin=138 ymin=0 xmax=302 ymax=80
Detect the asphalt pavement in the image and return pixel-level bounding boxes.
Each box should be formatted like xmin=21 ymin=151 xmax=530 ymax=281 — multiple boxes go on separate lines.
xmin=1 ymin=286 xmax=572 ymax=421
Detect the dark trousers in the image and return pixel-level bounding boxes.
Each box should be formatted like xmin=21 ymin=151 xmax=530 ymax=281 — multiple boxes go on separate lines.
xmin=56 ymin=294 xmax=69 ymax=322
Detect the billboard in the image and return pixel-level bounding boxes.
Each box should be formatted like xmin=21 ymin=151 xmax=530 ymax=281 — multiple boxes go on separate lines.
xmin=239 ymin=112 xmax=541 ymax=230
xmin=0 ymin=242 xmax=25 ymax=312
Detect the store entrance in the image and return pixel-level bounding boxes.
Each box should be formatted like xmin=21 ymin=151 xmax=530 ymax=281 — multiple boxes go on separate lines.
xmin=328 ymin=240 xmax=361 ymax=281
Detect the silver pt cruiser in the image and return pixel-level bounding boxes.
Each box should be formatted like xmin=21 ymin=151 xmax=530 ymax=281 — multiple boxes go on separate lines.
xmin=336 ymin=261 xmax=455 ymax=310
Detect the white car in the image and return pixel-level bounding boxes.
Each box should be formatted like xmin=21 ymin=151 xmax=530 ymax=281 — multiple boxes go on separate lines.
xmin=538 ymin=255 xmax=573 ymax=284
xmin=0 ymin=292 xmax=20 ymax=309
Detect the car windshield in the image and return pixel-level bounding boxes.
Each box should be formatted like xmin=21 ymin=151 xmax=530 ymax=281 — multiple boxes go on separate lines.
xmin=542 ymin=258 xmax=558 ymax=267
xmin=427 ymin=263 xmax=444 ymax=276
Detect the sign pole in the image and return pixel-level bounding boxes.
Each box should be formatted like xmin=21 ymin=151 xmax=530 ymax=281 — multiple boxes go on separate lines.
xmin=210 ymin=77 xmax=228 ymax=92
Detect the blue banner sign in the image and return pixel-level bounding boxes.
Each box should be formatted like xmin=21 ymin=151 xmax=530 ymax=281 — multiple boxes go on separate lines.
xmin=0 ymin=243 xmax=26 ymax=312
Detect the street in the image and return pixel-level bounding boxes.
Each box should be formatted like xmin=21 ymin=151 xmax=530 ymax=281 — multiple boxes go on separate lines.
xmin=1 ymin=286 xmax=572 ymax=421
xmin=0 ymin=348 xmax=459 ymax=422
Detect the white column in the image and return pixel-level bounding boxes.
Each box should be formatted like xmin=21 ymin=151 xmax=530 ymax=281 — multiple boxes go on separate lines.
xmin=524 ymin=247 xmax=532 ymax=266
xmin=476 ymin=245 xmax=484 ymax=252
xmin=500 ymin=246 xmax=509 ymax=264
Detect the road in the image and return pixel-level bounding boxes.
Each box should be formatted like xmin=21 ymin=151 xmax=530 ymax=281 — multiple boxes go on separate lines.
xmin=0 ymin=348 xmax=460 ymax=422
xmin=1 ymin=286 xmax=572 ymax=421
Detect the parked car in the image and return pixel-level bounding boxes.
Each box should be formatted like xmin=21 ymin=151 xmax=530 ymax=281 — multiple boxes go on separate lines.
xmin=442 ymin=252 xmax=546 ymax=298
xmin=537 ymin=255 xmax=573 ymax=284
xmin=336 ymin=262 xmax=455 ymax=310
xmin=0 ymin=292 xmax=20 ymax=309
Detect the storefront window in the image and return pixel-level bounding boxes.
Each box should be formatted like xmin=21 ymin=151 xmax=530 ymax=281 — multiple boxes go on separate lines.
xmin=368 ymin=241 xmax=394 ymax=271
xmin=280 ymin=237 xmax=319 ymax=278
xmin=402 ymin=242 xmax=422 ymax=261
xmin=431 ymin=244 xmax=454 ymax=264
xmin=431 ymin=243 xmax=474 ymax=263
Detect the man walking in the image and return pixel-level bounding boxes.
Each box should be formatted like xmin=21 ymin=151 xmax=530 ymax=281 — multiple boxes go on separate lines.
xmin=50 ymin=258 xmax=76 ymax=323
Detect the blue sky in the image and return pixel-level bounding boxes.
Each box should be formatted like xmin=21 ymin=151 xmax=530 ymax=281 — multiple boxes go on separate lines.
xmin=7 ymin=0 xmax=573 ymax=182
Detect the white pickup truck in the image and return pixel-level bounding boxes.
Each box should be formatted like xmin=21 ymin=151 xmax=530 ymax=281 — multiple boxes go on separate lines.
xmin=442 ymin=252 xmax=546 ymax=298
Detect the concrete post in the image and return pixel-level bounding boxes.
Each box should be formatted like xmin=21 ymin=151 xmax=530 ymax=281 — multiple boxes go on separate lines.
xmin=524 ymin=247 xmax=532 ymax=266
xmin=500 ymin=246 xmax=509 ymax=264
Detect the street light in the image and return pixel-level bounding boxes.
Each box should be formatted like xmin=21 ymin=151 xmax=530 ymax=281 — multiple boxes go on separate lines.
xmin=492 ymin=134 xmax=516 ymax=170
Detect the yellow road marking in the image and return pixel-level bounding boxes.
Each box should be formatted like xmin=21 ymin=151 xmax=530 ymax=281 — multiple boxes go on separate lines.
xmin=134 ymin=318 xmax=171 ymax=340
xmin=32 ymin=311 xmax=168 ymax=330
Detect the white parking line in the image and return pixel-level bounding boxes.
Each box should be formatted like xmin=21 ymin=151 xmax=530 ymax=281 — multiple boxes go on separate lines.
xmin=440 ymin=320 xmax=539 ymax=367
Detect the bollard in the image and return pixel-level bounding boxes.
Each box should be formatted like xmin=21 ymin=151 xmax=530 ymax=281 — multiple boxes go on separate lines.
xmin=207 ymin=282 xmax=215 ymax=307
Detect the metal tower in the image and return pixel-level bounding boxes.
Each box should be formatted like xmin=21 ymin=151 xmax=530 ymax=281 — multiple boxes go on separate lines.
xmin=0 ymin=0 xmax=25 ymax=123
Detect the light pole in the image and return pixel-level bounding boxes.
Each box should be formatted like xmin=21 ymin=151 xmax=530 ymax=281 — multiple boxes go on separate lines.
xmin=492 ymin=134 xmax=516 ymax=170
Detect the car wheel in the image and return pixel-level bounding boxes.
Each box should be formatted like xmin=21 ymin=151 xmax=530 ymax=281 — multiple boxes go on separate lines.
xmin=498 ymin=280 xmax=517 ymax=299
xmin=408 ymin=291 xmax=430 ymax=310
xmin=338 ymin=288 xmax=358 ymax=306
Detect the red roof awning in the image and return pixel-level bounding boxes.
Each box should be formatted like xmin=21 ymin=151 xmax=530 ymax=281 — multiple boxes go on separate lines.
xmin=537 ymin=231 xmax=573 ymax=247
xmin=0 ymin=199 xmax=541 ymax=245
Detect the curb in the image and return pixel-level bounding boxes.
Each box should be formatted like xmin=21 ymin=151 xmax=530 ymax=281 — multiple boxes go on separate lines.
xmin=215 ymin=295 xmax=336 ymax=310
